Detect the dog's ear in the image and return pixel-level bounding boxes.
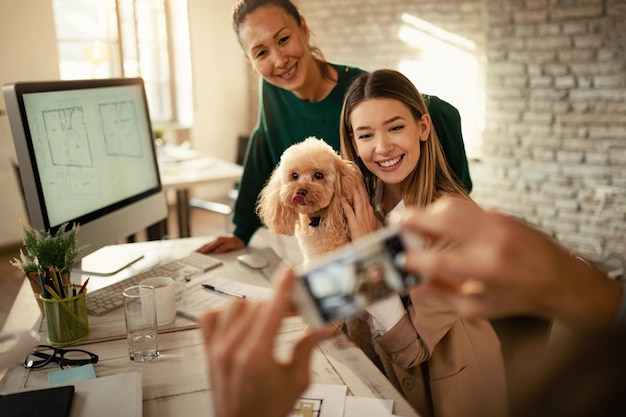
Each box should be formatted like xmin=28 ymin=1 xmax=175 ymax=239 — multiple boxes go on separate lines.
xmin=256 ymin=167 xmax=298 ymax=236
xmin=324 ymin=157 xmax=364 ymax=232
xmin=337 ymin=159 xmax=363 ymax=206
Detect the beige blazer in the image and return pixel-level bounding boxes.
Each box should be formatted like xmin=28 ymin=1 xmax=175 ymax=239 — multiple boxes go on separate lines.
xmin=347 ymin=288 xmax=509 ymax=417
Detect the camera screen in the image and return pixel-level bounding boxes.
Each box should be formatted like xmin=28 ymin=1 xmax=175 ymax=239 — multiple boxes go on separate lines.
xmin=300 ymin=234 xmax=420 ymax=323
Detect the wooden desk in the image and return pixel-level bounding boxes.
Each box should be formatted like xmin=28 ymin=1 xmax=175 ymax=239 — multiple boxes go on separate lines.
xmin=0 ymin=237 xmax=419 ymax=417
xmin=157 ymin=144 xmax=243 ymax=238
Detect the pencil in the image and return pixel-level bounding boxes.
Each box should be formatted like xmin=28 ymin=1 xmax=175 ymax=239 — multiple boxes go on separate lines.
xmin=37 ymin=269 xmax=48 ymax=298
xmin=44 ymin=284 xmax=62 ymax=300
xmin=78 ymin=277 xmax=90 ymax=295
xmin=49 ymin=266 xmax=64 ymax=298
xmin=55 ymin=266 xmax=67 ymax=298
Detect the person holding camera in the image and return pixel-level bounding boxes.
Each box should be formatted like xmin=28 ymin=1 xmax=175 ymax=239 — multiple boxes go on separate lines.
xmin=199 ymin=195 xmax=626 ymax=417
xmin=336 ymin=69 xmax=508 ymax=417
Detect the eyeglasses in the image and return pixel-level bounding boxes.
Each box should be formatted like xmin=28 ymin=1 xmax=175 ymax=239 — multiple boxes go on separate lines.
xmin=24 ymin=345 xmax=99 ymax=369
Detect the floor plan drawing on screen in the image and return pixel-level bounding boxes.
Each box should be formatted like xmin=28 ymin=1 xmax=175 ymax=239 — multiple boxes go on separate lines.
xmin=8 ymin=78 xmax=164 ymax=234
xmin=99 ymin=100 xmax=143 ymax=158
xmin=43 ymin=106 xmax=94 ymax=167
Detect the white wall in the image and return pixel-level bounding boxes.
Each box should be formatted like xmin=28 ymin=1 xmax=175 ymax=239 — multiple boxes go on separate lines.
xmin=186 ymin=0 xmax=251 ymax=201
xmin=0 ymin=0 xmax=60 ymax=247
xmin=187 ymin=0 xmax=251 ymax=199
xmin=0 ymin=0 xmax=252 ymax=246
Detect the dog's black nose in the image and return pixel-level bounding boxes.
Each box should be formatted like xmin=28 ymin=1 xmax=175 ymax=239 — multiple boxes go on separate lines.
xmin=296 ymin=189 xmax=307 ymax=196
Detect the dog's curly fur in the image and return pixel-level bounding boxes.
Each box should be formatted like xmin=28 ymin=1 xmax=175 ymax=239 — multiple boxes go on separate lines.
xmin=257 ymin=137 xmax=363 ymax=266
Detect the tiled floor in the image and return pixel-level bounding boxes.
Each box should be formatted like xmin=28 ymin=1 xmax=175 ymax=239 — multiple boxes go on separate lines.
xmin=0 ymin=206 xmax=232 ymax=330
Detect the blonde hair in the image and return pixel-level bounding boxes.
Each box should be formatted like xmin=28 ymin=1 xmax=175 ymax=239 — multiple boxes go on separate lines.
xmin=340 ymin=69 xmax=469 ymax=209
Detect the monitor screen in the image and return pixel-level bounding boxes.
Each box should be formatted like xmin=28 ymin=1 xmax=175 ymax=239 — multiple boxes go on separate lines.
xmin=3 ymin=77 xmax=168 ymax=275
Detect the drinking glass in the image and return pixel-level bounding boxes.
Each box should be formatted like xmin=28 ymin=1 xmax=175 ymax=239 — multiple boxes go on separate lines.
xmin=123 ymin=285 xmax=159 ymax=362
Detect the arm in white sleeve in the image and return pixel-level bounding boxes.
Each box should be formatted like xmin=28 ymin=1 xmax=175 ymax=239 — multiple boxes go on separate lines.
xmin=364 ymin=294 xmax=407 ymax=335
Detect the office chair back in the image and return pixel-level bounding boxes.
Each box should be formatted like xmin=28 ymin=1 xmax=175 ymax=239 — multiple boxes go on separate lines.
xmin=188 ymin=135 xmax=249 ymax=224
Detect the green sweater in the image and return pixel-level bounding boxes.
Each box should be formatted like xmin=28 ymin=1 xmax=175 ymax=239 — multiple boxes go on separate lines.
xmin=233 ymin=63 xmax=472 ymax=244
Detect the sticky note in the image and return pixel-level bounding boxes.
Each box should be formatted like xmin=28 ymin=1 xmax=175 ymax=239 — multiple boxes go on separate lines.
xmin=48 ymin=363 xmax=96 ymax=385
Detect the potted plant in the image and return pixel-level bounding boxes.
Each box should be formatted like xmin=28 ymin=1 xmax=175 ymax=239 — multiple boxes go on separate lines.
xmin=10 ymin=222 xmax=82 ymax=313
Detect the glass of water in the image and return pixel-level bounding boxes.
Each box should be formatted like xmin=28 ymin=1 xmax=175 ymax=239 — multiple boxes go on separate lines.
xmin=123 ymin=285 xmax=159 ymax=362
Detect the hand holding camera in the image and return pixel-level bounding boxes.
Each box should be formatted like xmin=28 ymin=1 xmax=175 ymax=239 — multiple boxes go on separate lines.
xmin=292 ymin=225 xmax=424 ymax=328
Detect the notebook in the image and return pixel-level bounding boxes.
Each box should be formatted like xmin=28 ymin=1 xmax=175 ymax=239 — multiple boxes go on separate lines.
xmin=0 ymin=385 xmax=74 ymax=417
xmin=62 ymin=372 xmax=142 ymax=417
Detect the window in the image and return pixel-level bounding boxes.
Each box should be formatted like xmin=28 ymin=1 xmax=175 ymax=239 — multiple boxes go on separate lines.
xmin=398 ymin=14 xmax=484 ymax=159
xmin=52 ymin=0 xmax=193 ymax=126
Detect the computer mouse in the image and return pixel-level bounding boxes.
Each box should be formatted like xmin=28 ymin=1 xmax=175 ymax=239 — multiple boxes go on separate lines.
xmin=237 ymin=253 xmax=269 ymax=270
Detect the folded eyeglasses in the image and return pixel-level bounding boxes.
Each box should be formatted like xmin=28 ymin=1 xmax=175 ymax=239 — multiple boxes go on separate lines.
xmin=24 ymin=344 xmax=99 ymax=369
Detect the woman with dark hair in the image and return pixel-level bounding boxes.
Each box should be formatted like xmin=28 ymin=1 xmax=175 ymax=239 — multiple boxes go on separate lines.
xmin=197 ymin=0 xmax=472 ymax=255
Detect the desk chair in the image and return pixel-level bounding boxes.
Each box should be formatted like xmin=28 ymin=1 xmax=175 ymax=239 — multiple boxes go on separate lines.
xmin=188 ymin=135 xmax=249 ymax=232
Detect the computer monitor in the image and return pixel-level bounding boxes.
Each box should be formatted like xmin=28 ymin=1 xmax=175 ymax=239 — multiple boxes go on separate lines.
xmin=3 ymin=77 xmax=168 ymax=275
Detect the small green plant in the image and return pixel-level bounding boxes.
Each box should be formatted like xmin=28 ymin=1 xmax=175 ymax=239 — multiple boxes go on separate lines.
xmin=10 ymin=222 xmax=82 ymax=275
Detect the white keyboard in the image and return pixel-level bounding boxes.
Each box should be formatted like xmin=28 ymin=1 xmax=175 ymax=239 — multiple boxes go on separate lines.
xmin=86 ymin=252 xmax=222 ymax=316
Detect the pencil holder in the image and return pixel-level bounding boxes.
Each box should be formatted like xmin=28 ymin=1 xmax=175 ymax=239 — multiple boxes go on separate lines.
xmin=27 ymin=272 xmax=71 ymax=316
xmin=40 ymin=292 xmax=89 ymax=346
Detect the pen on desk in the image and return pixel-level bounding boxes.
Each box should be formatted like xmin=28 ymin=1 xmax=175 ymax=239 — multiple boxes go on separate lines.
xmin=201 ymin=283 xmax=246 ymax=299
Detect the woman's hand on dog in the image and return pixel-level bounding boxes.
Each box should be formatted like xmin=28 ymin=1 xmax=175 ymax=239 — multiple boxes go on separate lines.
xmin=342 ymin=183 xmax=378 ymax=241
xmin=196 ymin=235 xmax=245 ymax=254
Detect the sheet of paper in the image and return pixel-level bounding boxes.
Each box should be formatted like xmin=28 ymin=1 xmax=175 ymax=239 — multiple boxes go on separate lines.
xmin=176 ymin=275 xmax=272 ymax=320
xmin=290 ymin=384 xmax=347 ymax=417
xmin=51 ymin=372 xmax=142 ymax=417
xmin=344 ymin=396 xmax=394 ymax=416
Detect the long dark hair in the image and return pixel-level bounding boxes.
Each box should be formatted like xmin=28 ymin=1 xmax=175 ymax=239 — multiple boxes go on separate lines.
xmin=232 ymin=0 xmax=334 ymax=82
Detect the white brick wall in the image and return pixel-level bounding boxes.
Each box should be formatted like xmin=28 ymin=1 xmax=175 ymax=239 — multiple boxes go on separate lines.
xmin=295 ymin=0 xmax=625 ymax=259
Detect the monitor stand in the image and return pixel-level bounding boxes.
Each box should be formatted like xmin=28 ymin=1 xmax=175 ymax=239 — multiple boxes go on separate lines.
xmin=72 ymin=245 xmax=145 ymax=276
